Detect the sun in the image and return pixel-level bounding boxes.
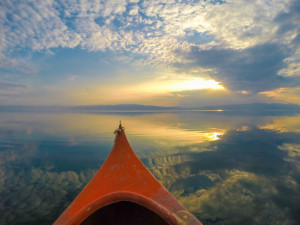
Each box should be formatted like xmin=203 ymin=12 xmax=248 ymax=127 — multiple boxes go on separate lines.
xmin=206 ymin=132 xmax=223 ymax=141
xmin=169 ymin=77 xmax=224 ymax=91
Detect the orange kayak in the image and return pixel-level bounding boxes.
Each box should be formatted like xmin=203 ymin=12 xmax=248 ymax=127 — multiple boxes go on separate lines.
xmin=54 ymin=124 xmax=202 ymax=225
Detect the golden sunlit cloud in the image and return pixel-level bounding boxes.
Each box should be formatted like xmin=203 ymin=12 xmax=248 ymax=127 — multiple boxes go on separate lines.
xmin=259 ymin=87 xmax=300 ymax=104
xmin=64 ymin=72 xmax=225 ymax=106
xmin=123 ymin=75 xmax=224 ymax=96
xmin=236 ymin=90 xmax=249 ymax=95
xmin=236 ymin=126 xmax=249 ymax=131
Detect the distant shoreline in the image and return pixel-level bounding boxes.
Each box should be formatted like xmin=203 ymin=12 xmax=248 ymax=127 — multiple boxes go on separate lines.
xmin=1 ymin=103 xmax=300 ymax=117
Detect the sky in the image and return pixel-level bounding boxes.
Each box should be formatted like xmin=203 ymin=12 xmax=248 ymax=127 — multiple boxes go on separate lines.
xmin=0 ymin=0 xmax=300 ymax=107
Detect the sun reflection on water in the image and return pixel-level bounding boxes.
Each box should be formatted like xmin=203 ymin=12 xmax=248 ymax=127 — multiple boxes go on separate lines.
xmin=1 ymin=113 xmax=228 ymax=148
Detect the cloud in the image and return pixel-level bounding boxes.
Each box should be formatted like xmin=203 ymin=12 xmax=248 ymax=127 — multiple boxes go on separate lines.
xmin=260 ymin=87 xmax=300 ymax=104
xmin=0 ymin=164 xmax=96 ymax=225
xmin=0 ymin=81 xmax=29 ymax=89
xmin=274 ymin=0 xmax=300 ymax=38
xmin=0 ymin=0 xmax=296 ymax=69
xmin=200 ymin=0 xmax=289 ymax=48
xmin=178 ymin=170 xmax=293 ymax=225
xmin=279 ymin=143 xmax=300 ymax=158
xmin=0 ymin=143 xmax=37 ymax=166
xmin=0 ymin=80 xmax=35 ymax=102
xmin=274 ymin=0 xmax=300 ymax=78
xmin=0 ymin=80 xmax=66 ymax=105
xmin=0 ymin=0 xmax=80 ymax=74
xmin=148 ymin=126 xmax=300 ymax=225
xmin=2 ymin=0 xmax=81 ymax=51
xmin=0 ymin=55 xmax=38 ymax=76
xmin=141 ymin=0 xmax=291 ymax=48
xmin=128 ymin=5 xmax=139 ymax=16
xmin=279 ymin=61 xmax=300 ymax=77
xmin=175 ymin=43 xmax=295 ymax=93
xmin=258 ymin=113 xmax=300 ymax=133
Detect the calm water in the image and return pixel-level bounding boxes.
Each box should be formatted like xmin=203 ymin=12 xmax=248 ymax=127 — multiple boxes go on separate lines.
xmin=1 ymin=111 xmax=300 ymax=225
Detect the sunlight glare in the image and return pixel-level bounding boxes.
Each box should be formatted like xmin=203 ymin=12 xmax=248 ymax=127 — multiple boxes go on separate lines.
xmin=169 ymin=78 xmax=224 ymax=91
xmin=206 ymin=132 xmax=223 ymax=141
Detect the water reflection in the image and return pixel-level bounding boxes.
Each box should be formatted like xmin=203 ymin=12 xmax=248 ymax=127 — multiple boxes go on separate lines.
xmin=259 ymin=114 xmax=300 ymax=133
xmin=279 ymin=143 xmax=300 ymax=158
xmin=146 ymin=127 xmax=300 ymax=225
xmin=1 ymin=111 xmax=300 ymax=225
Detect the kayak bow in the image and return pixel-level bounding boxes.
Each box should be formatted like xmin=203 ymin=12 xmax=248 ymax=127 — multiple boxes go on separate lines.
xmin=54 ymin=124 xmax=202 ymax=225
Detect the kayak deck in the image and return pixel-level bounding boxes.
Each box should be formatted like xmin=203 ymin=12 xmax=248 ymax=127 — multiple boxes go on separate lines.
xmin=54 ymin=124 xmax=202 ymax=225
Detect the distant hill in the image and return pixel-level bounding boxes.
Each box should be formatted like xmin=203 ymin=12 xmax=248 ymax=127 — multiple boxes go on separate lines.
xmin=0 ymin=105 xmax=70 ymax=113
xmin=0 ymin=104 xmax=179 ymax=113
xmin=71 ymin=104 xmax=180 ymax=111
xmin=196 ymin=103 xmax=300 ymax=111
xmin=71 ymin=103 xmax=300 ymax=112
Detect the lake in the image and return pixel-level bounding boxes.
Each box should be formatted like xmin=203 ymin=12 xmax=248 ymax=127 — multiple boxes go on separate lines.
xmin=1 ymin=111 xmax=300 ymax=225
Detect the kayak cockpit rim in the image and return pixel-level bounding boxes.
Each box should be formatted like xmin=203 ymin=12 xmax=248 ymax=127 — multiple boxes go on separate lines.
xmin=65 ymin=191 xmax=179 ymax=225
xmin=80 ymin=200 xmax=169 ymax=225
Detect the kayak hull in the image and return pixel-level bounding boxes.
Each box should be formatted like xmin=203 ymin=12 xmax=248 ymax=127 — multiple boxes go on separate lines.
xmin=54 ymin=127 xmax=202 ymax=225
